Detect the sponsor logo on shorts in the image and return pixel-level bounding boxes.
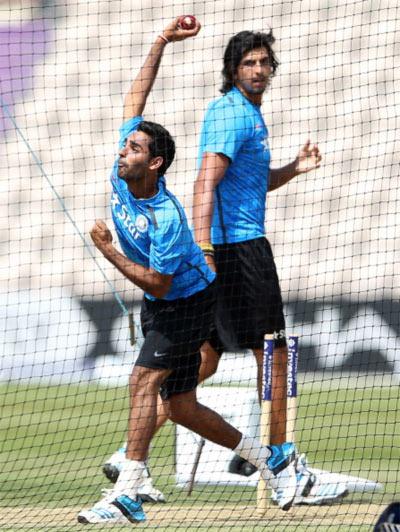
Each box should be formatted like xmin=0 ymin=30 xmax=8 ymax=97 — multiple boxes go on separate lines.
xmin=160 ymin=306 xmax=175 ymax=313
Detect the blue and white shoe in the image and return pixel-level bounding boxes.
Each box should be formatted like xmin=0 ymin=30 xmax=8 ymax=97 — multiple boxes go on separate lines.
xmin=103 ymin=444 xmax=166 ymax=503
xmin=266 ymin=443 xmax=297 ymax=476
xmin=112 ymin=494 xmax=147 ymax=523
xmin=77 ymin=489 xmax=146 ymax=524
xmin=263 ymin=443 xmax=298 ymax=511
xmin=271 ymin=454 xmax=348 ymax=506
xmin=295 ymin=455 xmax=348 ymax=505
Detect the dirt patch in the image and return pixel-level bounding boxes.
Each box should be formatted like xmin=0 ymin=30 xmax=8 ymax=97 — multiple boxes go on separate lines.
xmin=0 ymin=502 xmax=386 ymax=530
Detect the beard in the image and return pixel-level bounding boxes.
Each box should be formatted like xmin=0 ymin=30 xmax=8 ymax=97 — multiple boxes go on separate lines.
xmin=239 ymin=78 xmax=270 ymax=95
xmin=117 ymin=163 xmax=139 ymax=181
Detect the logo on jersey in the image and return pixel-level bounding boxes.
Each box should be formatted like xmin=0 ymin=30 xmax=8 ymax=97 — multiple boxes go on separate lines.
xmin=135 ymin=214 xmax=149 ymax=233
xmin=111 ymin=193 xmax=148 ymax=240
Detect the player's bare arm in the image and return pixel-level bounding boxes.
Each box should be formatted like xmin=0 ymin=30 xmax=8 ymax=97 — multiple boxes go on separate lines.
xmin=193 ymin=152 xmax=230 ymax=269
xmin=123 ymin=18 xmax=201 ymax=120
xmin=90 ymin=219 xmax=172 ymax=298
xmin=268 ymin=140 xmax=322 ymax=191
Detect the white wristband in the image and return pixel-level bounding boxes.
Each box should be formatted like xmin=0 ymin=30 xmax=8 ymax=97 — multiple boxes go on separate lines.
xmin=158 ymin=34 xmax=169 ymax=44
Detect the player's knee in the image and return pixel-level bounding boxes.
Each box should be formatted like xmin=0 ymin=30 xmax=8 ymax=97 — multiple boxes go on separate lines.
xmin=199 ymin=342 xmax=220 ymax=381
xmin=199 ymin=359 xmax=218 ymax=381
xmin=129 ymin=365 xmax=167 ymax=392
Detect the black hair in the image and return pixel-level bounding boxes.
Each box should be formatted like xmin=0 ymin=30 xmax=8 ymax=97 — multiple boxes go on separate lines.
xmin=137 ymin=120 xmax=176 ymax=176
xmin=220 ymin=30 xmax=279 ymax=94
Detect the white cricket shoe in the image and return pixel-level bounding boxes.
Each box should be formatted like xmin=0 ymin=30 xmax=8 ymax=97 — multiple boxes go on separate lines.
xmin=261 ymin=443 xmax=298 ymax=511
xmin=77 ymin=489 xmax=146 ymax=524
xmin=139 ymin=469 xmax=166 ymax=503
xmin=271 ymin=454 xmax=348 ymax=506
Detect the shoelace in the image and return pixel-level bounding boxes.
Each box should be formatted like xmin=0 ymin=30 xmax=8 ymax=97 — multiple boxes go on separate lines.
xmin=296 ymin=454 xmax=310 ymax=474
xmin=99 ymin=488 xmax=122 ymax=505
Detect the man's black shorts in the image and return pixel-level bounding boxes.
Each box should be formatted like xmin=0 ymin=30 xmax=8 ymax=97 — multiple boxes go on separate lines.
xmin=136 ymin=281 xmax=216 ymax=400
xmin=208 ymin=237 xmax=286 ymax=353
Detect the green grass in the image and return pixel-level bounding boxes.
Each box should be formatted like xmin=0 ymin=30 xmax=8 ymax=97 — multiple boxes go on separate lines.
xmin=297 ymin=384 xmax=400 ymax=490
xmin=0 ymin=381 xmax=398 ymax=531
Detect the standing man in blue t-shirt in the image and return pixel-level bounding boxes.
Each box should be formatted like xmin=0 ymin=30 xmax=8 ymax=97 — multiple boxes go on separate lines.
xmin=192 ymin=30 xmax=345 ymax=505
xmin=78 ymin=20 xmax=302 ymax=525
xmin=194 ymin=30 xmax=319 ymax=434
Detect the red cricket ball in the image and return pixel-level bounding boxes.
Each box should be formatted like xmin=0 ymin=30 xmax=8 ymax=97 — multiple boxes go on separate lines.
xmin=178 ymin=15 xmax=196 ymax=30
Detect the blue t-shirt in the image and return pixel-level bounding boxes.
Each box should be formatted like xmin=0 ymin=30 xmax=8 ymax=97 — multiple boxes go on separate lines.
xmin=110 ymin=116 xmax=215 ymax=301
xmin=198 ymin=87 xmax=271 ymax=244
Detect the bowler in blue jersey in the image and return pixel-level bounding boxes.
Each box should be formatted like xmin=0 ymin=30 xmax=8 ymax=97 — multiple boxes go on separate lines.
xmin=78 ymin=20 xmax=301 ymax=526
xmin=111 ymin=116 xmax=214 ymax=301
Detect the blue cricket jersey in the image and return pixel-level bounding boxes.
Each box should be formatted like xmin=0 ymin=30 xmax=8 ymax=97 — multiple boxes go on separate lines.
xmin=110 ymin=116 xmax=215 ymax=301
xmin=198 ymin=87 xmax=271 ymax=244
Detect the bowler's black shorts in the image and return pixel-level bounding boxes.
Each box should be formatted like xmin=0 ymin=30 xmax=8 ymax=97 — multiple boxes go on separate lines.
xmin=208 ymin=237 xmax=286 ymax=353
xmin=136 ymin=281 xmax=216 ymax=400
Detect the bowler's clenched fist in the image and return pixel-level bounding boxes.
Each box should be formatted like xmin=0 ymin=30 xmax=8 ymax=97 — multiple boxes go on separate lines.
xmin=90 ymin=219 xmax=113 ymax=253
